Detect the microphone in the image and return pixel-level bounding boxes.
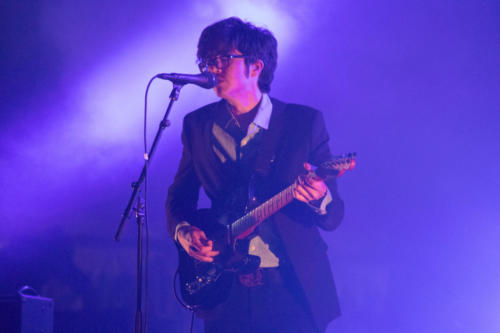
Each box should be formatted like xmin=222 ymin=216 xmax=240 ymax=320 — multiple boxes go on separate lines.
xmin=156 ymin=72 xmax=218 ymax=89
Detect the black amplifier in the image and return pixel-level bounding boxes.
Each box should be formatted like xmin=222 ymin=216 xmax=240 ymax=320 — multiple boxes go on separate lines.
xmin=0 ymin=286 xmax=53 ymax=333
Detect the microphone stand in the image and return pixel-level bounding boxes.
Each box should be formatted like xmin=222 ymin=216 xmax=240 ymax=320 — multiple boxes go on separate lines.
xmin=114 ymin=83 xmax=184 ymax=333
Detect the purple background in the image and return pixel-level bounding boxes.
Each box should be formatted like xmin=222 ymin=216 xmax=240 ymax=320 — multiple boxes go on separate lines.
xmin=1 ymin=1 xmax=499 ymax=332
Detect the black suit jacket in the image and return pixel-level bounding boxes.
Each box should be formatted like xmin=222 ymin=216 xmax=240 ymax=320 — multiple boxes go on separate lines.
xmin=166 ymin=97 xmax=344 ymax=331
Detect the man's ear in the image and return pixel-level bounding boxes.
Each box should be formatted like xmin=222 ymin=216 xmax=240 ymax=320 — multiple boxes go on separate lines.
xmin=250 ymin=59 xmax=264 ymax=77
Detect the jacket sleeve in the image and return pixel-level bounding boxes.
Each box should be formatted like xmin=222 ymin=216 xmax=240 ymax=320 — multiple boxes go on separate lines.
xmin=165 ymin=116 xmax=201 ymax=239
xmin=307 ymin=110 xmax=345 ymax=231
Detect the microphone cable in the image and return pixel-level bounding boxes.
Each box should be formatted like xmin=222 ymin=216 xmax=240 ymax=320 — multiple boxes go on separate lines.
xmin=141 ymin=75 xmax=157 ymax=333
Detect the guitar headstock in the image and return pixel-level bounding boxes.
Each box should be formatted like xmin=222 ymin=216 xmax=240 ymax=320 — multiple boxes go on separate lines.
xmin=315 ymin=152 xmax=356 ymax=179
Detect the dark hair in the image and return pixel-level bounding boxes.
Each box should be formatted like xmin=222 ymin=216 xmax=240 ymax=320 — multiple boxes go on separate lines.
xmin=197 ymin=17 xmax=278 ymax=93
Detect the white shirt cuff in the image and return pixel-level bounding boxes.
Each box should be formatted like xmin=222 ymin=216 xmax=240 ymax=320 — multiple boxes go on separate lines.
xmin=307 ymin=188 xmax=333 ymax=215
xmin=174 ymin=221 xmax=191 ymax=242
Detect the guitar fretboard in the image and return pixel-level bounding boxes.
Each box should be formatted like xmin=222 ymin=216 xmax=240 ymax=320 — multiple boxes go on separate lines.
xmin=230 ymin=183 xmax=296 ymax=239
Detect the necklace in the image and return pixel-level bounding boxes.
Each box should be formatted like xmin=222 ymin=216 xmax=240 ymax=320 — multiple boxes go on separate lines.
xmin=226 ymin=103 xmax=242 ymax=129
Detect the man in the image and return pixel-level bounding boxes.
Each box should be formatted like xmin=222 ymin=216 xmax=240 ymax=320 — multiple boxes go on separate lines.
xmin=166 ymin=17 xmax=344 ymax=333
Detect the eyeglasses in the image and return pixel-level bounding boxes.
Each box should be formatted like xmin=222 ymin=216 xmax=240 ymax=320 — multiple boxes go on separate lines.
xmin=198 ymin=54 xmax=247 ymax=72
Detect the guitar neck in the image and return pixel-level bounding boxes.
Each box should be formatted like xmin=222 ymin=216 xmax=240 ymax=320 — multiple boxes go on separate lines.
xmin=229 ymin=152 xmax=356 ymax=240
xmin=231 ymin=183 xmax=296 ymax=239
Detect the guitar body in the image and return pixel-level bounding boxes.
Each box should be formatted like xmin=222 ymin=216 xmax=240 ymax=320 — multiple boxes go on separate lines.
xmin=176 ymin=209 xmax=260 ymax=310
xmin=176 ymin=244 xmax=234 ymax=310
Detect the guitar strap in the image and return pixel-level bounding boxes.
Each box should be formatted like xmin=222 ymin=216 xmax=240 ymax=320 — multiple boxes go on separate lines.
xmin=252 ymin=99 xmax=288 ymax=178
xmin=246 ymin=99 xmax=288 ymax=217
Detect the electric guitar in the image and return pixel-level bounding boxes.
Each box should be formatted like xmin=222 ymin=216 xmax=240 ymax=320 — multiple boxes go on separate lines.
xmin=175 ymin=153 xmax=356 ymax=310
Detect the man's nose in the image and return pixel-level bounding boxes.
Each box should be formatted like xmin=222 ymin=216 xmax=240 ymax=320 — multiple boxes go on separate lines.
xmin=208 ymin=57 xmax=225 ymax=73
xmin=208 ymin=65 xmax=223 ymax=74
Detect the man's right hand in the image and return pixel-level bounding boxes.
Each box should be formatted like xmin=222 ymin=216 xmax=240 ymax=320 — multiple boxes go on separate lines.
xmin=177 ymin=225 xmax=220 ymax=262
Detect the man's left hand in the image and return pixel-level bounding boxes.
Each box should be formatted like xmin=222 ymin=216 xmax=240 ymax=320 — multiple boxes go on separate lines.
xmin=293 ymin=163 xmax=327 ymax=203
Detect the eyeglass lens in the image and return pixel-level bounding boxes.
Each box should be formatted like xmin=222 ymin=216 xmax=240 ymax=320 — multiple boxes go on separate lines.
xmin=199 ymin=55 xmax=242 ymax=72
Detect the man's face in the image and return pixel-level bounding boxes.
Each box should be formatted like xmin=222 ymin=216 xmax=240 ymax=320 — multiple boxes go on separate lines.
xmin=202 ymin=50 xmax=259 ymax=100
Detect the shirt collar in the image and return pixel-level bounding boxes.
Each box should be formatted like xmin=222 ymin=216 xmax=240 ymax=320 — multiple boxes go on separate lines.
xmin=252 ymin=93 xmax=272 ymax=130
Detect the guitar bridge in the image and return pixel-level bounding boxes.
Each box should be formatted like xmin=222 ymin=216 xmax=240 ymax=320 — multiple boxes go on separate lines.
xmin=185 ymin=267 xmax=221 ymax=295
